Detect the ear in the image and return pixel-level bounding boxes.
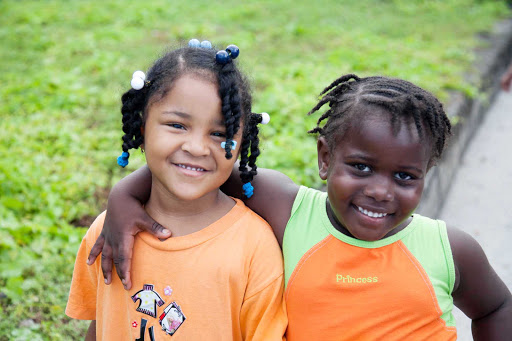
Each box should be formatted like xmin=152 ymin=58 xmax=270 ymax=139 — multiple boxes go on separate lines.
xmin=317 ymin=136 xmax=331 ymax=181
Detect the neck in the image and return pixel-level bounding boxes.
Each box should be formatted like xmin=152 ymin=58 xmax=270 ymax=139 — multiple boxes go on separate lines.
xmin=145 ymin=180 xmax=234 ymax=237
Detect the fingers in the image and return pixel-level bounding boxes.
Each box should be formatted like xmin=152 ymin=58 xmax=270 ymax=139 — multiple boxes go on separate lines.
xmin=113 ymin=237 xmax=135 ymax=290
xmin=100 ymin=242 xmax=113 ymax=285
xmin=87 ymin=233 xmax=105 ymax=266
xmin=141 ymin=217 xmax=171 ymax=240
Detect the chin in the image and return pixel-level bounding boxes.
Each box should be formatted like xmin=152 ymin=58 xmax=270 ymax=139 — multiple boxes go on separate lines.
xmin=350 ymin=228 xmax=390 ymax=242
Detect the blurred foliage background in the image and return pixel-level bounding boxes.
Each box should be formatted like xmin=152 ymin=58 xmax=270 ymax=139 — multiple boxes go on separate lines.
xmin=0 ymin=0 xmax=509 ymax=339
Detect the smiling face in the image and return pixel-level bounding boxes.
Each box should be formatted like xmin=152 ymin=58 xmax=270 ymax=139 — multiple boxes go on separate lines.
xmin=318 ymin=110 xmax=432 ymax=241
xmin=142 ymin=74 xmax=241 ymax=203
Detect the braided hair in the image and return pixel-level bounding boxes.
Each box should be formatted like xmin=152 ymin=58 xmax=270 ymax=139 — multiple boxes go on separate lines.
xmin=308 ymin=74 xmax=451 ymax=168
xmin=119 ymin=45 xmax=262 ymax=193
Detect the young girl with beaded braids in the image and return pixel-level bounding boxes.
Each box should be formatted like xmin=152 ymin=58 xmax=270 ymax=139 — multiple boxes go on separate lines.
xmin=65 ymin=40 xmax=287 ymax=341
xmin=88 ymin=73 xmax=512 ymax=339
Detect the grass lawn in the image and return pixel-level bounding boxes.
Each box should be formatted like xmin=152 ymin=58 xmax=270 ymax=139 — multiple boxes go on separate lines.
xmin=0 ymin=0 xmax=509 ymax=339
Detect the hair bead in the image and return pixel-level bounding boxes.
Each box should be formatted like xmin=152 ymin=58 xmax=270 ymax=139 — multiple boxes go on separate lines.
xmin=117 ymin=151 xmax=129 ymax=167
xmin=216 ymin=50 xmax=230 ymax=64
xmin=225 ymin=45 xmax=239 ymax=59
xmin=221 ymin=140 xmax=237 ymax=150
xmin=242 ymin=182 xmax=254 ymax=198
xmin=188 ymin=39 xmax=200 ymax=47
xmin=260 ymin=112 xmax=270 ymax=125
xmin=131 ymin=70 xmax=146 ymax=90
xmin=200 ymin=40 xmax=212 ymax=49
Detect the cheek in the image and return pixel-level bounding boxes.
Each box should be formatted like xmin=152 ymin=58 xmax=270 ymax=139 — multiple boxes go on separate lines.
xmin=397 ymin=184 xmax=424 ymax=211
xmin=328 ymin=170 xmax=359 ymax=199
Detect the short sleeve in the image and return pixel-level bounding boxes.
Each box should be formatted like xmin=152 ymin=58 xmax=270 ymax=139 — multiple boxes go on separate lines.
xmin=65 ymin=212 xmax=106 ymax=320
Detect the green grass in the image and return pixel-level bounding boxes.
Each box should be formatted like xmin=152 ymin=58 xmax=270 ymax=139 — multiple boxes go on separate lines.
xmin=1 ymin=0 xmax=509 ymax=339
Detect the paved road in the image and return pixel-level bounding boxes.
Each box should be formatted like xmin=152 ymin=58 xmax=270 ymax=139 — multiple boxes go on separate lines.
xmin=439 ymin=88 xmax=512 ymax=340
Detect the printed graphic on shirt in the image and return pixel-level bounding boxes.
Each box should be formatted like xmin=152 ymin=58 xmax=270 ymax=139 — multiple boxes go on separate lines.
xmin=135 ymin=318 xmax=155 ymax=341
xmin=131 ymin=284 xmax=165 ymax=318
xmin=163 ymin=285 xmax=173 ymax=296
xmin=159 ymin=302 xmax=186 ymax=336
xmin=335 ymin=274 xmax=379 ymax=284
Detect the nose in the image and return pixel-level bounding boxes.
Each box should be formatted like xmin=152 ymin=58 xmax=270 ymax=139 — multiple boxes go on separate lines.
xmin=181 ymin=134 xmax=210 ymax=157
xmin=363 ymin=176 xmax=394 ymax=202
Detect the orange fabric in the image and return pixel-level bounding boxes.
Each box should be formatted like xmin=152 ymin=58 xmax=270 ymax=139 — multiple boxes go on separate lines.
xmin=66 ymin=200 xmax=287 ymax=340
xmin=285 ymin=235 xmax=456 ymax=341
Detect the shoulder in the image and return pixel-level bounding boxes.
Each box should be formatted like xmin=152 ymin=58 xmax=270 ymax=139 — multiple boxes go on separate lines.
xmin=235 ymin=201 xmax=280 ymax=242
xmin=292 ymin=186 xmax=326 ymax=209
xmin=232 ymin=201 xmax=282 ymax=256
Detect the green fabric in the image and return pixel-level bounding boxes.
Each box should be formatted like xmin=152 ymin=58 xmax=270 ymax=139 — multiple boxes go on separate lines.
xmin=283 ymin=186 xmax=330 ymax=287
xmin=401 ymin=215 xmax=456 ymax=327
xmin=283 ymin=186 xmax=456 ymax=327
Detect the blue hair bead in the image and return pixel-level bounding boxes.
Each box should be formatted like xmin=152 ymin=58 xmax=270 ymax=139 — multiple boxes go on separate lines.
xmin=242 ymin=182 xmax=254 ymax=198
xmin=188 ymin=39 xmax=201 ymax=48
xmin=215 ymin=50 xmax=230 ymax=64
xmin=200 ymin=40 xmax=212 ymax=49
xmin=221 ymin=140 xmax=237 ymax=150
xmin=117 ymin=151 xmax=129 ymax=168
xmin=226 ymin=44 xmax=239 ymax=59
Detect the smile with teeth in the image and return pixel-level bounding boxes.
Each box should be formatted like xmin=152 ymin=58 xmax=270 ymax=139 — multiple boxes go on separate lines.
xmin=357 ymin=206 xmax=388 ymax=218
xmin=177 ymin=164 xmax=205 ymax=172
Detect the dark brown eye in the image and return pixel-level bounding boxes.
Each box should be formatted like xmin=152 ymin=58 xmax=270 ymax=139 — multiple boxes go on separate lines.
xmin=395 ymin=172 xmax=413 ymax=180
xmin=354 ymin=164 xmax=370 ymax=172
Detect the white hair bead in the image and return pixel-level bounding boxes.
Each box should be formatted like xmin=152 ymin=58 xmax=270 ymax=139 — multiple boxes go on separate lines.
xmin=200 ymin=40 xmax=212 ymax=49
xmin=260 ymin=112 xmax=270 ymax=125
xmin=131 ymin=77 xmax=145 ymax=90
xmin=132 ymin=70 xmax=146 ymax=81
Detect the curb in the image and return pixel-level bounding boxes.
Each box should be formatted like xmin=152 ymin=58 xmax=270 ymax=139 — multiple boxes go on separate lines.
xmin=417 ymin=18 xmax=512 ymax=217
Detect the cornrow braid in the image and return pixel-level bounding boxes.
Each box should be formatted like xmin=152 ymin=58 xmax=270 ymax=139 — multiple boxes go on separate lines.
xmin=308 ymin=74 xmax=452 ymax=167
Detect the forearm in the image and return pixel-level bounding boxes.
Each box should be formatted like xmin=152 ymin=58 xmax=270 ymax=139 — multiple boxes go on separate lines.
xmin=85 ymin=321 xmax=96 ymax=341
xmin=110 ymin=165 xmax=152 ymax=204
xmin=472 ymin=296 xmax=512 ymax=340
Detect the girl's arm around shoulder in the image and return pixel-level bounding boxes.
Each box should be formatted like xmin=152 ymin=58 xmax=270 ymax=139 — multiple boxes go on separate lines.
xmin=447 ymin=226 xmax=512 ymax=340
xmin=222 ymin=163 xmax=300 ymax=246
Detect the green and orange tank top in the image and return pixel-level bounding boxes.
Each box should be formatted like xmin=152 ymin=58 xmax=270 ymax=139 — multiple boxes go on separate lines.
xmin=283 ymin=186 xmax=457 ymax=340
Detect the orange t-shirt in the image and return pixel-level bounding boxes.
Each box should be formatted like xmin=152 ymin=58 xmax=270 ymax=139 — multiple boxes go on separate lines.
xmin=66 ymin=199 xmax=287 ymax=340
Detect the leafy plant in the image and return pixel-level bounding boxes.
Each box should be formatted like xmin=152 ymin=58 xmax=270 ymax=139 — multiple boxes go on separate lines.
xmin=1 ymin=0 xmax=508 ymax=339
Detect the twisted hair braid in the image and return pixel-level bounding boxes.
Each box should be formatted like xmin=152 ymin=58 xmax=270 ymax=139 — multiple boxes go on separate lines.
xmin=239 ymin=113 xmax=262 ymax=185
xmin=308 ymin=74 xmax=451 ymax=167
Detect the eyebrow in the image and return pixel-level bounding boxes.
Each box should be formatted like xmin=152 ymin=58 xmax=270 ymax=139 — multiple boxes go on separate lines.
xmin=346 ymin=153 xmax=424 ymax=174
xmin=161 ymin=110 xmax=224 ymax=126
